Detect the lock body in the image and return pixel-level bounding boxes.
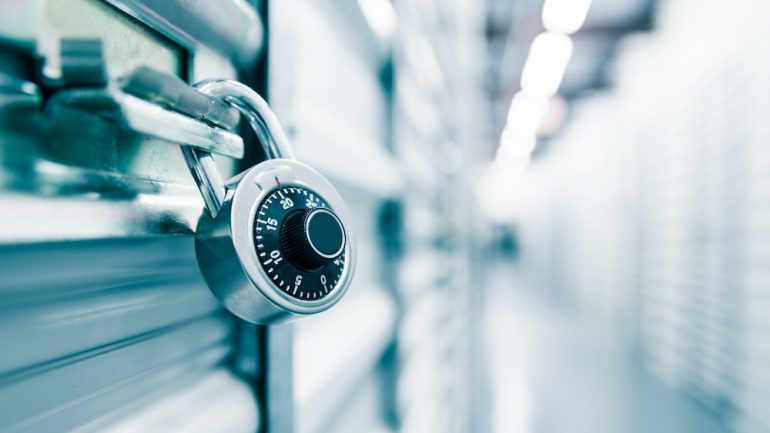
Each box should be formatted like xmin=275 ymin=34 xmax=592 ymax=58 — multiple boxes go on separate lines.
xmin=183 ymin=79 xmax=355 ymax=324
xmin=194 ymin=158 xmax=355 ymax=324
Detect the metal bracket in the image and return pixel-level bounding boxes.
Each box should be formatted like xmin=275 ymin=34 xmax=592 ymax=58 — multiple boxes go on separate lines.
xmin=120 ymin=67 xmax=240 ymax=130
xmin=46 ymin=87 xmax=245 ymax=159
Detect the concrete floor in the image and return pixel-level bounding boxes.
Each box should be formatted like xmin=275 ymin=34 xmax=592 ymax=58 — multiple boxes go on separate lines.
xmin=483 ymin=260 xmax=731 ymax=433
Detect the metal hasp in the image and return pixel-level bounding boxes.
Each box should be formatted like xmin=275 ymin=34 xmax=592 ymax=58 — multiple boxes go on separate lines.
xmin=183 ymin=79 xmax=355 ymax=325
xmin=48 ymin=87 xmax=246 ymax=160
xmin=46 ymin=67 xmax=251 ymax=161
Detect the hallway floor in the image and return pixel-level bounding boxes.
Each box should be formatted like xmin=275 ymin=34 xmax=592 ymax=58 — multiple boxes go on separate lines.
xmin=483 ymin=260 xmax=731 ymax=433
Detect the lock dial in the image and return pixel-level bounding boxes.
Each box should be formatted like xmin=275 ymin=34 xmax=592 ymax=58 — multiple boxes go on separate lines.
xmin=253 ymin=185 xmax=346 ymax=301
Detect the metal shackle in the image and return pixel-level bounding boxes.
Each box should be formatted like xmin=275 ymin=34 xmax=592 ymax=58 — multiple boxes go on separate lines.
xmin=182 ymin=79 xmax=295 ymax=216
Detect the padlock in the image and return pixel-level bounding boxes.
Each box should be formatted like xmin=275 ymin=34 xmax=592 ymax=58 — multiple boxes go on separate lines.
xmin=182 ymin=79 xmax=355 ymax=324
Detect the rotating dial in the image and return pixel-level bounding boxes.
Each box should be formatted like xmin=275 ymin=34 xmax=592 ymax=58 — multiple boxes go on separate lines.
xmin=253 ymin=185 xmax=346 ymax=301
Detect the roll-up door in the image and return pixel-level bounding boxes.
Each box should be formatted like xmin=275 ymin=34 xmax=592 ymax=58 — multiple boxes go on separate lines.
xmin=0 ymin=1 xmax=263 ymax=431
xmin=0 ymin=239 xmax=254 ymax=433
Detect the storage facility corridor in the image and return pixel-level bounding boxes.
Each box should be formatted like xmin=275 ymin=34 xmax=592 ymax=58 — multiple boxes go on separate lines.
xmin=0 ymin=0 xmax=768 ymax=432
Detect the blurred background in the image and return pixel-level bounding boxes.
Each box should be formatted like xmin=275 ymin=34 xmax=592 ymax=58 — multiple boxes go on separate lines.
xmin=0 ymin=0 xmax=768 ymax=432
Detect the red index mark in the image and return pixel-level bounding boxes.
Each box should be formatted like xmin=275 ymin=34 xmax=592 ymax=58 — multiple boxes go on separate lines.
xmin=274 ymin=176 xmax=281 ymax=187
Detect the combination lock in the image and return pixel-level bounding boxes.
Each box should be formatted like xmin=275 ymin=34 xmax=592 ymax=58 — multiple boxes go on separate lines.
xmin=182 ymin=79 xmax=355 ymax=324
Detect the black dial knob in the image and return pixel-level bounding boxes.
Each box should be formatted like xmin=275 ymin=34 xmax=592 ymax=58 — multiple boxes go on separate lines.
xmin=254 ymin=185 xmax=347 ymax=301
xmin=281 ymin=208 xmax=345 ymax=271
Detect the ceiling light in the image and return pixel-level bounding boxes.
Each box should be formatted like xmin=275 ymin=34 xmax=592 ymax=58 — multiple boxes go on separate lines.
xmin=506 ymin=90 xmax=550 ymax=135
xmin=520 ymin=32 xmax=573 ymax=98
xmin=542 ymin=0 xmax=592 ymax=34
xmin=357 ymin=0 xmax=397 ymax=39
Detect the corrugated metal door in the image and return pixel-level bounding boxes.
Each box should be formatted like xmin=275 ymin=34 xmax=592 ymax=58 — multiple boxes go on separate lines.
xmin=0 ymin=0 xmax=264 ymax=431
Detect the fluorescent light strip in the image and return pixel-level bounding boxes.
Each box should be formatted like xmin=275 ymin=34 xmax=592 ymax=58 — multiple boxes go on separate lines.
xmin=520 ymin=32 xmax=573 ymax=98
xmin=494 ymin=0 xmax=589 ymax=171
xmin=542 ymin=0 xmax=593 ymax=34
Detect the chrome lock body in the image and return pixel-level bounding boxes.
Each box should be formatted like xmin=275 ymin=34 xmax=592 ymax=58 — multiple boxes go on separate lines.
xmin=183 ymin=80 xmax=355 ymax=324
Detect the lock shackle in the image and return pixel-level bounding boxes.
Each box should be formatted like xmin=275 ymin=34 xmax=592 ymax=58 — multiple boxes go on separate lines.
xmin=182 ymin=79 xmax=295 ymax=216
